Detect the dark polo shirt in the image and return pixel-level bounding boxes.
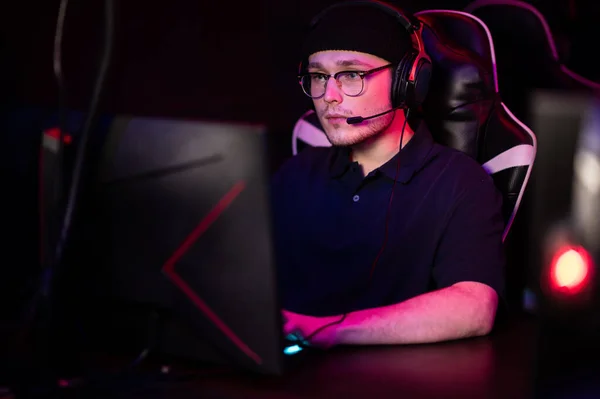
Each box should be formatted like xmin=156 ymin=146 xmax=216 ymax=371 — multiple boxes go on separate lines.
xmin=271 ymin=121 xmax=505 ymax=317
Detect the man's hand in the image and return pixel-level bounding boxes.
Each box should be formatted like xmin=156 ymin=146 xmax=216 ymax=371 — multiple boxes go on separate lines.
xmin=282 ymin=310 xmax=344 ymax=349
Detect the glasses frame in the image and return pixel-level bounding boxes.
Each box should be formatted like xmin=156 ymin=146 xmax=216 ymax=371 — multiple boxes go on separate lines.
xmin=297 ymin=64 xmax=393 ymax=99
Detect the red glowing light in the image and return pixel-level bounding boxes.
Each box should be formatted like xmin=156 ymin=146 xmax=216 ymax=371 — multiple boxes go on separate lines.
xmin=550 ymin=246 xmax=591 ymax=293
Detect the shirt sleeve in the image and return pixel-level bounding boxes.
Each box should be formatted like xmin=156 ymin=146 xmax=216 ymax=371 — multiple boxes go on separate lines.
xmin=432 ymin=173 xmax=506 ymax=302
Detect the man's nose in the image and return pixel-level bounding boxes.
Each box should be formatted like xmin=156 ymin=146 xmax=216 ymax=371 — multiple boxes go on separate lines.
xmin=323 ymin=77 xmax=343 ymax=104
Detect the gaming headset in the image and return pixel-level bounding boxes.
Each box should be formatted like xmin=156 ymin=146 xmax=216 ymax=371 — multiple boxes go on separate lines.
xmin=301 ymin=0 xmax=432 ymax=110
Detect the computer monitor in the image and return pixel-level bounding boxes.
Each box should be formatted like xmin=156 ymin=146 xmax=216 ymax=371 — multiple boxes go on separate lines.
xmin=61 ymin=115 xmax=297 ymax=375
xmin=528 ymin=91 xmax=600 ymax=397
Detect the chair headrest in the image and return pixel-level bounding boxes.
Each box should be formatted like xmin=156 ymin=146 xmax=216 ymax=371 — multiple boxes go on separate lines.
xmin=465 ymin=1 xmax=558 ymax=67
xmin=417 ymin=10 xmax=497 ymax=159
xmin=464 ymin=0 xmax=600 ymax=94
xmin=417 ymin=10 xmax=496 ymax=86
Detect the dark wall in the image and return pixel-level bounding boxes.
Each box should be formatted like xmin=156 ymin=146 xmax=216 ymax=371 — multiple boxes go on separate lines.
xmin=3 ymin=1 xmax=269 ymax=119
xmin=2 ymin=0 xmax=596 ymax=124
xmin=1 ymin=0 xmax=475 ymax=123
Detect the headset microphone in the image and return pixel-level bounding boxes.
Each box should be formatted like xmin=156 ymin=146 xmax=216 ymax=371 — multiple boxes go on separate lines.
xmin=346 ymin=106 xmax=402 ymax=125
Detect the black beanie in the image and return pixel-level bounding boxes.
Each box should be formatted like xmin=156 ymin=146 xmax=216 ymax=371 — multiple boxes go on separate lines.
xmin=302 ymin=2 xmax=413 ymax=66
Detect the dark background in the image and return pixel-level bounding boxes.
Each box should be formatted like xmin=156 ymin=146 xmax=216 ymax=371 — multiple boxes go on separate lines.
xmin=1 ymin=0 xmax=598 ymax=320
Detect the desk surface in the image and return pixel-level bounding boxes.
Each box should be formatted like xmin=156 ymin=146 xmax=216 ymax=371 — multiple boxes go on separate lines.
xmin=2 ymin=316 xmax=537 ymax=398
xmin=110 ymin=315 xmax=536 ymax=399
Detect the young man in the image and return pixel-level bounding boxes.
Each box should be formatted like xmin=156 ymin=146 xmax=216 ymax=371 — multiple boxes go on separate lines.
xmin=271 ymin=2 xmax=505 ymax=348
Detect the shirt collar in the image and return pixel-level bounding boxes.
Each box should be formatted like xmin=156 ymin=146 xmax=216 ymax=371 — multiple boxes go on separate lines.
xmin=329 ymin=120 xmax=435 ymax=183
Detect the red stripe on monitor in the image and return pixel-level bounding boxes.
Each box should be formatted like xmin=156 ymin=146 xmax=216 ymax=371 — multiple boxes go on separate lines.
xmin=161 ymin=181 xmax=262 ymax=364
xmin=38 ymin=148 xmax=45 ymax=267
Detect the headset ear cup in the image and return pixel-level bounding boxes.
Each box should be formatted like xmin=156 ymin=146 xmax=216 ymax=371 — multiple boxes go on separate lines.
xmin=411 ymin=59 xmax=432 ymax=107
xmin=392 ymin=52 xmax=416 ymax=108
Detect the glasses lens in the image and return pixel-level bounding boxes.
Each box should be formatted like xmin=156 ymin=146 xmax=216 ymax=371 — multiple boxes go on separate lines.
xmin=338 ymin=72 xmax=364 ymax=96
xmin=300 ymin=73 xmax=365 ymax=98
xmin=301 ymin=75 xmax=326 ymax=98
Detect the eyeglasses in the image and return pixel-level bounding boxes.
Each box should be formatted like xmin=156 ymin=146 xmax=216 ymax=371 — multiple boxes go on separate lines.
xmin=298 ymin=64 xmax=393 ymax=99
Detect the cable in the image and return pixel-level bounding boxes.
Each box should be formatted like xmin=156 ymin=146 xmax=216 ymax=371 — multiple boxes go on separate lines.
xmin=27 ymin=0 xmax=70 ymax=326
xmin=301 ymin=313 xmax=347 ymax=344
xmin=127 ymin=348 xmax=151 ymax=370
xmin=9 ymin=0 xmax=115 ymax=395
xmin=51 ymin=0 xmax=69 ymax=269
xmin=24 ymin=0 xmax=114 ymax=358
xmin=301 ymin=109 xmax=411 ymax=345
xmin=50 ymin=0 xmax=115 ymax=290
xmin=368 ymin=108 xmax=410 ymax=279
xmin=53 ymin=0 xmax=69 ymax=150
xmin=41 ymin=0 xmax=115 ymax=305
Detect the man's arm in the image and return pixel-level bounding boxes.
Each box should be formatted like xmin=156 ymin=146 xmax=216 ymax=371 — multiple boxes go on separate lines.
xmin=334 ymin=281 xmax=498 ymax=345
xmin=285 ymin=164 xmax=506 ymax=348
xmin=338 ymin=165 xmax=505 ymax=345
xmin=334 ymin=166 xmax=506 ymax=346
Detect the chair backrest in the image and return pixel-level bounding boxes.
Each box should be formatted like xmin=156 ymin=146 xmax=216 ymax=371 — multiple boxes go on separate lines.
xmin=463 ymin=0 xmax=600 ymax=123
xmin=291 ymin=9 xmax=537 ymax=242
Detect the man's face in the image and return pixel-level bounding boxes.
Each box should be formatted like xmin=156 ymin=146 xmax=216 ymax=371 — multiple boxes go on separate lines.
xmin=307 ymin=50 xmax=395 ymax=147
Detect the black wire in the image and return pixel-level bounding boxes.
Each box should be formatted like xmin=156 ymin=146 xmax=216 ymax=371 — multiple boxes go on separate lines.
xmin=301 ymin=109 xmax=412 ymax=344
xmin=43 ymin=0 xmax=115 ymax=301
xmin=10 ymin=0 xmax=115 ymax=393
xmin=368 ymin=108 xmax=410 ymax=280
xmin=50 ymin=0 xmax=69 ymax=272
xmin=34 ymin=0 xmax=114 ymax=322
xmin=24 ymin=0 xmax=71 ymax=328
xmin=301 ymin=313 xmax=347 ymax=344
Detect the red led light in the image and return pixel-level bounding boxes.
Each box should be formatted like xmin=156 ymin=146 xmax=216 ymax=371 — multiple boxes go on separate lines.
xmin=550 ymin=246 xmax=591 ymax=293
